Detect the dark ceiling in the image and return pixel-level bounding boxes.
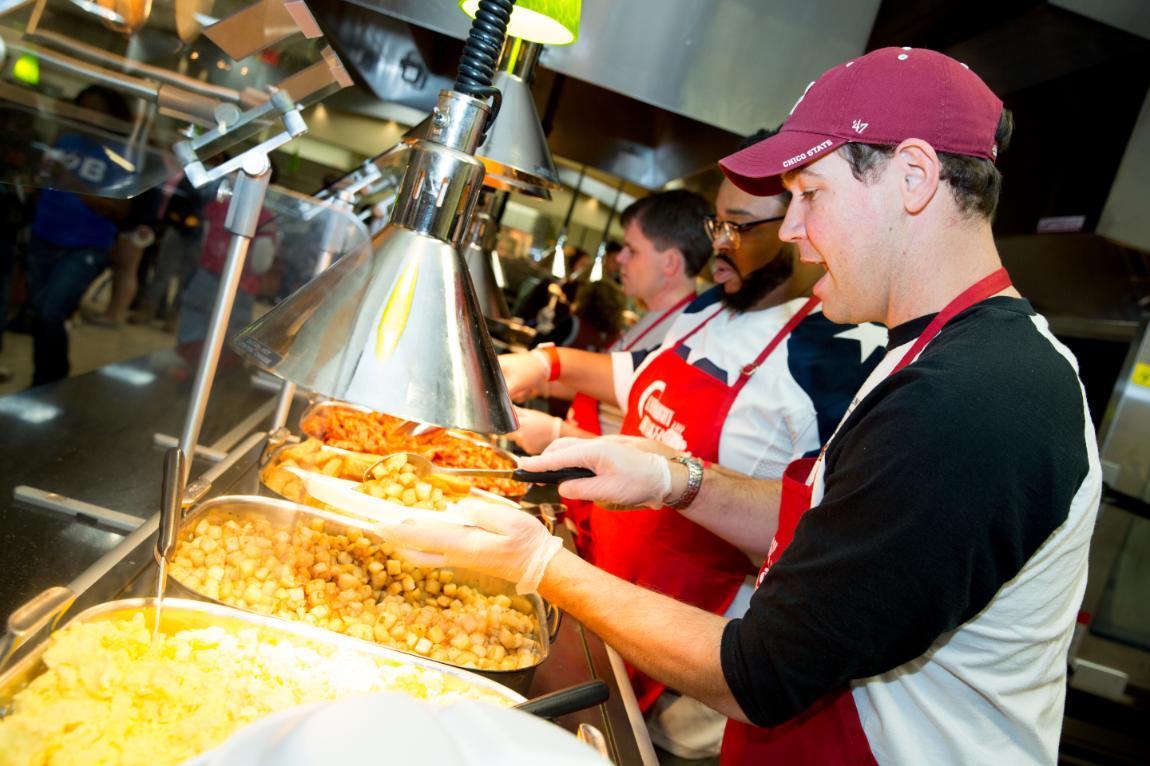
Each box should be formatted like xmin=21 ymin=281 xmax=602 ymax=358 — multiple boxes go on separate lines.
xmin=868 ymin=0 xmax=1150 ymax=238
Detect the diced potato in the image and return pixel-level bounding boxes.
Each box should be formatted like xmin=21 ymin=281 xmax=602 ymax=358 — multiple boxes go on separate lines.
xmin=169 ymin=509 xmax=542 ymax=672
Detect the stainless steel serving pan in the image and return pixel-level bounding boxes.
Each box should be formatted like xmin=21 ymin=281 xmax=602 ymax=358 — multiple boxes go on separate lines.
xmin=167 ymin=495 xmax=559 ymax=694
xmin=299 ymin=399 xmax=499 ymax=447
xmin=0 ymin=596 xmax=525 ymax=712
xmin=296 ymin=400 xmax=526 ymax=499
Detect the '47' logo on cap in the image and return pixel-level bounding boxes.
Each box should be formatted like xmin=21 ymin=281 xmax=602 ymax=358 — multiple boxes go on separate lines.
xmin=852 ymin=119 xmax=869 ymax=134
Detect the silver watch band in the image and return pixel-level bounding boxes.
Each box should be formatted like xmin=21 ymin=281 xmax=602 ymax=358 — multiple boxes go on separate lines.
xmin=666 ymin=456 xmax=704 ymax=509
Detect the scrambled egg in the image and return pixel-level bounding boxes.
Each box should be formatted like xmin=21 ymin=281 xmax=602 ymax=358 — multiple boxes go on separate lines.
xmin=0 ymin=613 xmax=511 ymax=766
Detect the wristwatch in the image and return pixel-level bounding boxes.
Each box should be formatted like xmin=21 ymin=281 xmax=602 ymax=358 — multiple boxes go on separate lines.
xmin=666 ymin=456 xmax=704 ymax=509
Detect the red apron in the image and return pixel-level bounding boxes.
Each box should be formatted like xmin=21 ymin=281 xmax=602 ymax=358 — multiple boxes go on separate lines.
xmin=593 ymin=296 xmax=821 ymax=710
xmin=721 ymin=269 xmax=1013 ymax=766
xmin=565 ymin=293 xmax=696 ymax=552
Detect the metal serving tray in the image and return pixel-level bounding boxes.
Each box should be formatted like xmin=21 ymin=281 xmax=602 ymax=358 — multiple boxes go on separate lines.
xmin=296 ymin=400 xmax=527 ymax=499
xmin=0 ymin=596 xmax=525 ymax=713
xmin=299 ymin=399 xmax=499 ymax=447
xmin=167 ymin=495 xmax=558 ymax=694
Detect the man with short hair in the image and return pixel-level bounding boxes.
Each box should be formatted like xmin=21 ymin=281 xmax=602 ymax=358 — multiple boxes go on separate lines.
xmin=507 ymin=189 xmax=713 ymax=452
xmin=383 ymin=48 xmax=1100 ymax=764
xmin=497 ymin=168 xmax=885 ymax=758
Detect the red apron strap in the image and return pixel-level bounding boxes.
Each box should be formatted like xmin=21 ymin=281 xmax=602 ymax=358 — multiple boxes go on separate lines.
xmin=621 ymin=292 xmax=696 ymax=351
xmin=732 ymin=296 xmax=821 ymax=395
xmin=671 ymin=305 xmax=726 ymax=348
xmin=890 ymin=268 xmax=1011 ymax=375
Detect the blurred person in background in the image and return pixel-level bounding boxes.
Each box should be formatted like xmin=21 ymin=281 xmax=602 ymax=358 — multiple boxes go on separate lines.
xmin=25 ymin=85 xmax=133 ymax=386
xmin=509 ymin=190 xmax=713 ymax=454
xmin=533 ymin=278 xmax=627 ymax=353
xmin=138 ymin=174 xmax=210 ymax=329
xmin=177 ymin=165 xmax=279 ymax=346
xmin=601 ymin=240 xmax=623 ymax=285
xmin=0 ymin=185 xmax=29 ymax=383
xmin=88 ymin=186 xmax=164 ymax=327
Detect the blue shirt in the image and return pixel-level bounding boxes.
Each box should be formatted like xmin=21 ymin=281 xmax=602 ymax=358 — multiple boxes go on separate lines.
xmin=31 ymin=133 xmax=128 ymax=249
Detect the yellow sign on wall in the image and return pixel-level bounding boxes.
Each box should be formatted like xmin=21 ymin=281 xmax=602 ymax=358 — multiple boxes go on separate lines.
xmin=1132 ymin=362 xmax=1150 ymax=388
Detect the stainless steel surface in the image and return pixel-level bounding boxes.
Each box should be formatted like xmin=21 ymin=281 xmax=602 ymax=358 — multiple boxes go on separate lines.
xmin=1 ymin=406 xmax=649 ymax=761
xmin=425 ymin=89 xmax=490 ymax=155
xmin=0 ymin=597 xmax=526 ymax=710
xmin=367 ymin=0 xmax=880 ymax=135
xmin=606 ymin=645 xmax=659 ymax=766
xmin=178 ymin=166 xmax=270 ymax=486
xmin=155 ymin=448 xmax=185 ymax=566
xmin=394 ymin=93 xmax=490 ymax=241
xmin=235 ymin=222 xmax=517 ymax=433
xmin=0 ymin=348 xmax=275 ymax=621
xmin=235 ymin=85 xmax=516 ymax=435
xmin=476 ymin=37 xmax=561 ymax=196
xmin=11 ymin=486 xmax=144 ymax=533
xmin=168 ymin=494 xmax=553 ymax=691
xmin=1099 ymin=319 xmax=1150 ymax=502
xmin=578 ymin=723 xmax=612 ymax=762
xmin=152 ymin=434 xmax=229 ymax=462
xmin=463 ymin=208 xmax=512 ymax=320
xmin=330 ymin=0 xmax=878 ymax=187
xmin=0 ymin=587 xmax=74 ymax=677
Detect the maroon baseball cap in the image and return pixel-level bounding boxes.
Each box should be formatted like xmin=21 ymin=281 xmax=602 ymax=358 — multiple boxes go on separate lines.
xmin=720 ymin=47 xmax=1004 ymax=196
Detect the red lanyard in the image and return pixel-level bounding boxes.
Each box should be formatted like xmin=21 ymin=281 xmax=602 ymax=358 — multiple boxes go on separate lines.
xmin=805 ymin=268 xmax=1013 ymax=486
xmin=890 ymin=268 xmax=1012 ymax=375
xmin=617 ymin=292 xmax=696 ymax=352
xmin=673 ymin=295 xmax=821 ymax=388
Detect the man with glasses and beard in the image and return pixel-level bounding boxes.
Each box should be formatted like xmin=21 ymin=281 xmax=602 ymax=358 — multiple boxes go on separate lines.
xmin=496 ymin=130 xmax=887 ymax=759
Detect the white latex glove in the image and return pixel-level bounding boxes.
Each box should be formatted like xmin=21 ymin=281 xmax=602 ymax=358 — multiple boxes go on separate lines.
xmin=519 ymin=436 xmax=673 ymax=509
xmin=508 ymin=406 xmax=563 ymax=455
xmin=499 ymin=351 xmax=551 ymax=402
xmin=375 ymin=498 xmax=564 ymax=595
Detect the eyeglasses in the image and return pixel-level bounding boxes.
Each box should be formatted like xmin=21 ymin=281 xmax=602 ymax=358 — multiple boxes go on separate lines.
xmin=703 ymin=214 xmax=785 ymax=248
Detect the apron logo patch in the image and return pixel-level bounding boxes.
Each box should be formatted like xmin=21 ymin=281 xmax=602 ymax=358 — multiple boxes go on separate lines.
xmin=635 ymin=380 xmax=688 ymax=451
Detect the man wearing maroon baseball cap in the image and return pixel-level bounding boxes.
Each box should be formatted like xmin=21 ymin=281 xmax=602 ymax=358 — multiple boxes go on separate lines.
xmin=379 ymin=48 xmax=1101 ymax=765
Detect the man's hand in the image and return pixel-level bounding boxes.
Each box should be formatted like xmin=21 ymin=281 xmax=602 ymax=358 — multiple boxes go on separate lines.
xmin=507 ymin=406 xmax=563 ymax=455
xmin=499 ymin=352 xmax=550 ymax=402
xmin=520 ymin=437 xmax=673 ymax=508
xmin=375 ymin=498 xmax=563 ymax=594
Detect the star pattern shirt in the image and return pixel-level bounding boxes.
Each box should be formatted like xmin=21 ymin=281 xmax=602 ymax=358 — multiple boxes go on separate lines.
xmin=612 ymin=286 xmax=888 ymax=480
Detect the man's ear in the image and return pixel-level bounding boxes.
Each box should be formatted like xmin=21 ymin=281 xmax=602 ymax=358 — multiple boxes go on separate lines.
xmin=664 ymin=247 xmax=686 ymax=277
xmin=892 ymin=138 xmax=940 ymax=215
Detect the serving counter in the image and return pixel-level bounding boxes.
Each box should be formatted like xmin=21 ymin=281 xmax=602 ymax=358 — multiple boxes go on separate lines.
xmin=0 ymin=346 xmax=656 ymax=765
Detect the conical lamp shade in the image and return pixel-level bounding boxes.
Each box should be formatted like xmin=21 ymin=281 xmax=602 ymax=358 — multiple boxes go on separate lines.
xmin=462 ymin=212 xmax=510 ymax=320
xmin=233 ymin=225 xmax=517 ymax=433
xmin=402 ymin=40 xmax=559 ymax=199
xmin=476 ymin=64 xmax=561 ymax=197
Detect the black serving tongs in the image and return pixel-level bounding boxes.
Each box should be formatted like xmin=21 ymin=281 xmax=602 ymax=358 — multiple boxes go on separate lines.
xmin=513 ymin=680 xmax=610 ymax=719
xmin=364 ymin=451 xmax=594 ymax=486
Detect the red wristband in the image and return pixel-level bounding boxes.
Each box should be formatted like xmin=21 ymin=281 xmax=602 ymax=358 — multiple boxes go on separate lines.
xmin=540 ymin=344 xmax=561 ymax=381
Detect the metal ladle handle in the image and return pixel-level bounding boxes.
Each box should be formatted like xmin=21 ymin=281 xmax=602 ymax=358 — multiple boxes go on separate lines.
xmin=0 ymin=586 xmax=76 ymax=675
xmin=155 ymin=447 xmax=186 ymax=565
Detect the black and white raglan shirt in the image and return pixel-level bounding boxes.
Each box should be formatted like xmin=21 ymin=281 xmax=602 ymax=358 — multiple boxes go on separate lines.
xmin=721 ymin=297 xmax=1102 ymax=764
xmin=611 ymin=286 xmax=889 ymax=480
